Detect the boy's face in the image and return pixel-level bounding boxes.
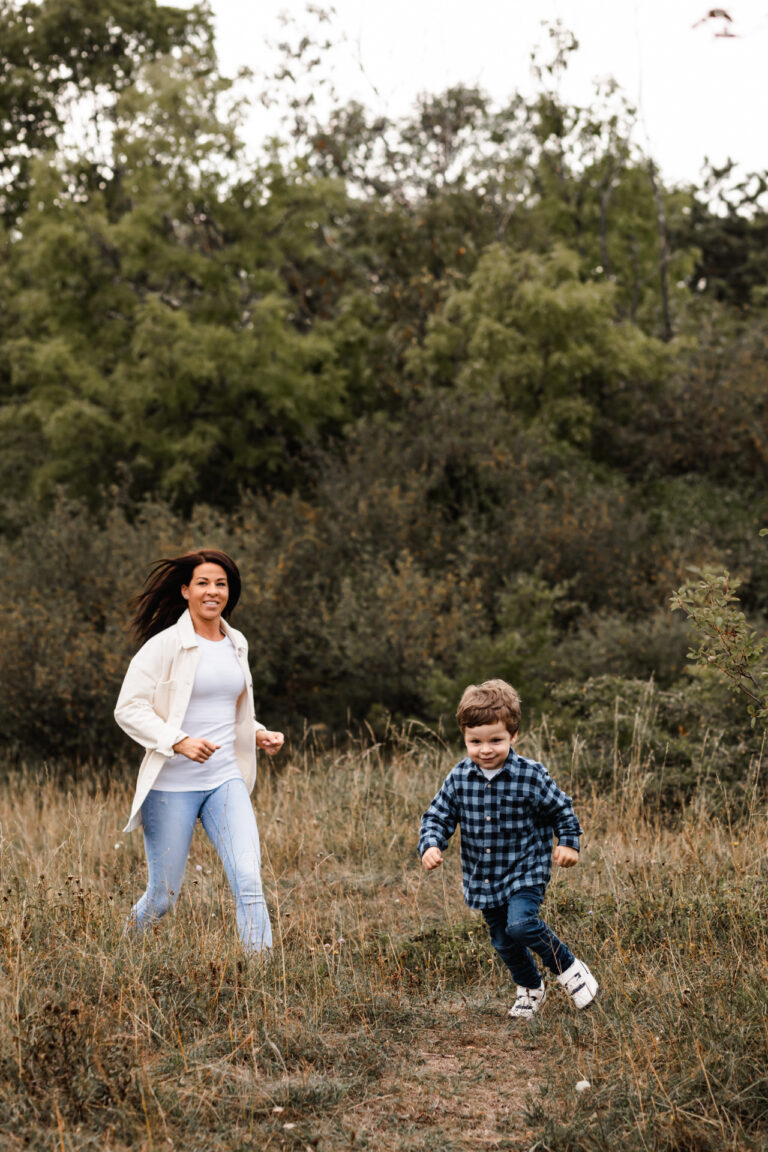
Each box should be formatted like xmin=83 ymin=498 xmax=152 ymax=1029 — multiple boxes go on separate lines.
xmin=463 ymin=720 xmax=515 ymax=771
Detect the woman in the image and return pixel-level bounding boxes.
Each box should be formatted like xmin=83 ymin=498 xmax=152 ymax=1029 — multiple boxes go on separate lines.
xmin=115 ymin=549 xmax=283 ymax=952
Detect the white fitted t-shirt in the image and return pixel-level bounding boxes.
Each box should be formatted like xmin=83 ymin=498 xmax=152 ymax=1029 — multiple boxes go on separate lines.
xmin=151 ymin=634 xmax=246 ymax=791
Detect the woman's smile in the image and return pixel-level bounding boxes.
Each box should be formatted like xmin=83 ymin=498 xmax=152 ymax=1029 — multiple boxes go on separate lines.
xmin=182 ymin=563 xmax=229 ymax=632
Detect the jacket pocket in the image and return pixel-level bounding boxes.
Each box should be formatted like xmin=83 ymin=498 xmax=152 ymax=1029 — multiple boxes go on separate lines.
xmin=153 ymin=678 xmax=175 ymax=721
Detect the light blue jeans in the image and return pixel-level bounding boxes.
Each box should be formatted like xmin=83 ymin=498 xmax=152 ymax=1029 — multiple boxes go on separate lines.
xmin=128 ymin=777 xmax=272 ymax=952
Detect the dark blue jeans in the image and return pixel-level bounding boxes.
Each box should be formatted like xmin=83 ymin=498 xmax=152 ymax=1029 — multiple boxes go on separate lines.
xmin=481 ymin=886 xmax=575 ymax=989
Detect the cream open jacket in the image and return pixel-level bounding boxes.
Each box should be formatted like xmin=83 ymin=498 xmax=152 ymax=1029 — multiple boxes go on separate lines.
xmin=115 ymin=609 xmax=265 ymax=833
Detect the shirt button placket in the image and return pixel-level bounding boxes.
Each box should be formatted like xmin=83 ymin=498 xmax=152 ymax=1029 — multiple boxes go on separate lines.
xmin=483 ymin=779 xmax=493 ymax=887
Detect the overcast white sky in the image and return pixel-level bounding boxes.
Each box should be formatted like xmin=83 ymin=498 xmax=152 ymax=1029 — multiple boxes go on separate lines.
xmin=206 ymin=0 xmax=767 ymax=186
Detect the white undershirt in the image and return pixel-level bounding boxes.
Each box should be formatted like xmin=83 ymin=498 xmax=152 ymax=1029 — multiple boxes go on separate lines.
xmin=479 ymin=766 xmax=504 ymax=780
xmin=152 ymin=634 xmax=245 ymax=792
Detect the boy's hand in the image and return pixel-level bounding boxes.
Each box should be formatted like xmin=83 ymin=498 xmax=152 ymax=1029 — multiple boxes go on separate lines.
xmin=553 ymin=845 xmax=579 ymax=868
xmin=421 ymin=847 xmax=443 ymax=871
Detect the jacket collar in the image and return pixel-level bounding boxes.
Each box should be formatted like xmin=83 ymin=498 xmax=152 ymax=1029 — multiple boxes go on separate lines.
xmin=220 ymin=615 xmax=246 ymax=655
xmin=176 ymin=608 xmax=246 ymax=655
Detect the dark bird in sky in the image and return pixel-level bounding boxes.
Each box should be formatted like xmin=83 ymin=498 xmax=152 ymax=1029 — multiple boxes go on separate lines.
xmin=692 ymin=8 xmax=734 ymax=28
xmin=692 ymin=9 xmax=739 ymax=36
xmin=692 ymin=7 xmax=733 ymax=25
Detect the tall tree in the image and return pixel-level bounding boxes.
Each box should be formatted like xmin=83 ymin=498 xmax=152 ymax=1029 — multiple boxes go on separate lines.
xmin=0 ymin=52 xmax=351 ymax=513
xmin=0 ymin=0 xmax=209 ymax=222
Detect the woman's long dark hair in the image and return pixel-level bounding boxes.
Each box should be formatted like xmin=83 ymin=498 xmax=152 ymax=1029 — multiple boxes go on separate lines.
xmin=130 ymin=549 xmax=242 ymax=645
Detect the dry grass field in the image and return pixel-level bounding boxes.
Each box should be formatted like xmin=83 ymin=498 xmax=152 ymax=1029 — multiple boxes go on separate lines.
xmin=1 ymin=715 xmax=767 ymax=1151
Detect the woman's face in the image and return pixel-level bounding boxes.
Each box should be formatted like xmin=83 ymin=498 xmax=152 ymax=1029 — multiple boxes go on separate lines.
xmin=181 ymin=562 xmax=229 ymax=627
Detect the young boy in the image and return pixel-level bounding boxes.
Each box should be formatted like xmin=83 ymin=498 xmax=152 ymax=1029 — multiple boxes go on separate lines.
xmin=419 ymin=679 xmax=598 ymax=1017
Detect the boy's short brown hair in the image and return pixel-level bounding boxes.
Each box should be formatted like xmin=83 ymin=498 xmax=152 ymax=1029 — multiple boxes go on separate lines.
xmin=456 ymin=679 xmax=521 ymax=737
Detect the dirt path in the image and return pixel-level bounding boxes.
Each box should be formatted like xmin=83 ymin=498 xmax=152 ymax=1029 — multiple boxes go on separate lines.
xmin=340 ymin=1004 xmax=543 ymax=1151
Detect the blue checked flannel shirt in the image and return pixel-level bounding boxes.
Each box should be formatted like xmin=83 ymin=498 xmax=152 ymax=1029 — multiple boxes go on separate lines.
xmin=418 ymin=749 xmax=582 ymax=909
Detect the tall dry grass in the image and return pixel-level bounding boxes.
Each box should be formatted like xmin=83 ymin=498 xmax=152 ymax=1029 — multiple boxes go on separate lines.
xmin=1 ymin=709 xmax=767 ymax=1151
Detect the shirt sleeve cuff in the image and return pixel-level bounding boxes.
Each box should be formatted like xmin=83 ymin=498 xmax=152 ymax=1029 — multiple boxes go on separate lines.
xmin=419 ymin=837 xmax=442 ymax=854
xmin=557 ymin=836 xmax=580 ymax=851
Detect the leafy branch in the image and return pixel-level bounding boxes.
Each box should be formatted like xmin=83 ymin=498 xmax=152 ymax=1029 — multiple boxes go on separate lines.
xmin=671 ymin=553 xmax=768 ymax=725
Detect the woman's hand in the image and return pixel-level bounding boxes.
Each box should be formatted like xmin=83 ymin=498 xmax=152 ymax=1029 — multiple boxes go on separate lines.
xmin=172 ymin=736 xmax=220 ymax=763
xmin=256 ymin=729 xmax=285 ymax=755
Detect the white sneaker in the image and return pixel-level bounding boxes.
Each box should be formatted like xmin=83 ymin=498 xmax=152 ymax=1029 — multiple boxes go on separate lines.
xmin=557 ymin=958 xmax=599 ymax=1009
xmin=508 ymin=984 xmax=546 ymax=1018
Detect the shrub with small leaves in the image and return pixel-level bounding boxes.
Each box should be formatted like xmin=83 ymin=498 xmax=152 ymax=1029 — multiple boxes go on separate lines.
xmin=671 ymin=557 xmax=768 ymax=727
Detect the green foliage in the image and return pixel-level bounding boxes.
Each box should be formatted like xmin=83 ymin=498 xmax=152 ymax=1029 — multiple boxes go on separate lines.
xmin=0 ymin=477 xmax=757 ymax=778
xmin=549 ymin=671 xmax=756 ymax=796
xmin=677 ymin=161 xmax=768 ymax=309
xmin=424 ymin=573 xmax=570 ymax=720
xmin=0 ymin=56 xmax=351 ymax=511
xmin=1 ymin=6 xmax=768 ymax=779
xmin=408 ymin=242 xmax=669 ymax=452
xmin=0 ymin=494 xmax=188 ymax=759
xmin=672 ymin=562 xmax=768 ymax=727
xmin=0 ymin=0 xmax=209 ymax=222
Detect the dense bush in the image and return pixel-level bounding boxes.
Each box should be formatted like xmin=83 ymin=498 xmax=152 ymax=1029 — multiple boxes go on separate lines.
xmin=0 ymin=481 xmax=760 ymax=797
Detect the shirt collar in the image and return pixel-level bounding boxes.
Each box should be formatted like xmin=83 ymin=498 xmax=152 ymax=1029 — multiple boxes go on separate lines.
xmin=466 ymin=748 xmax=518 ymax=779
